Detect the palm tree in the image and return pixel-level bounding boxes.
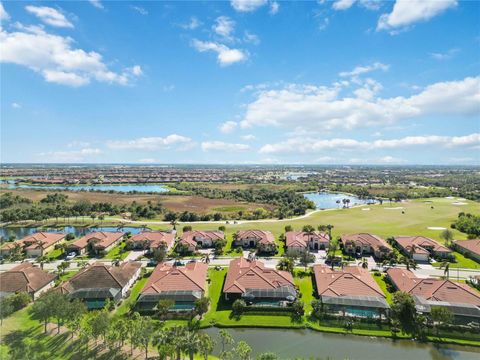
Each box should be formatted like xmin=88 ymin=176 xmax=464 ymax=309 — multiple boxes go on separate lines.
xmin=183 ymin=330 xmax=202 ymax=360
xmin=170 ymin=219 xmax=178 ymax=231
xmin=440 ymin=261 xmax=450 ymax=279
xmin=326 ymin=224 xmax=334 ymax=239
xmin=198 ymin=333 xmax=215 ymax=360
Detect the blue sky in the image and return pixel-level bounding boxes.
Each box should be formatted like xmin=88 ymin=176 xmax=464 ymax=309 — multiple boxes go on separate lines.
xmin=1 ymin=0 xmax=479 ymax=165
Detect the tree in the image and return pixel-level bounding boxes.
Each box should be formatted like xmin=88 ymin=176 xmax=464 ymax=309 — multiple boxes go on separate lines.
xmin=89 ymin=309 xmax=110 ymax=345
xmin=57 ymin=260 xmax=70 ymax=275
xmin=198 ymin=332 xmax=215 ymax=360
xmin=256 ymin=353 xmax=278 ymax=360
xmin=219 ymin=329 xmax=234 ymax=354
xmin=284 ymin=225 xmax=293 ymax=233
xmin=440 ymin=261 xmax=450 ymax=279
xmin=302 ymin=225 xmax=315 ymax=233
xmin=153 ymin=244 xmax=168 ymax=263
xmin=277 ymin=256 xmax=294 ymax=273
xmin=30 ymin=291 xmax=57 ymax=333
xmin=9 ymin=292 xmax=31 ymax=311
xmin=232 ymin=299 xmax=246 ymax=316
xmin=291 ymin=300 xmax=304 ymax=321
xmin=157 ymin=299 xmax=174 ymax=320
xmin=65 ymin=299 xmax=87 ymax=341
xmin=136 ymin=316 xmax=156 ymax=359
xmin=183 ymin=225 xmax=193 ymax=232
xmin=235 ymin=340 xmax=252 ymax=360
xmin=194 ymin=296 xmax=210 ymax=319
xmin=182 ymin=329 xmax=202 ymax=360
xmin=390 ymin=292 xmax=417 ymax=335
xmin=299 ymin=250 xmax=315 ymax=271
xmin=154 ymin=329 xmax=175 ymax=360
xmin=430 ymin=306 xmax=453 ymax=336
xmin=0 ymin=296 xmax=14 ymax=325
xmin=440 ymin=229 xmax=454 ymax=246
xmin=113 ymin=317 xmax=129 ymax=348
xmin=311 ymin=299 xmax=324 ymax=320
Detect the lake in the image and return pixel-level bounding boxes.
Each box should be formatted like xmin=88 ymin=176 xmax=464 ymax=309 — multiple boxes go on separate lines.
xmin=203 ymin=327 xmax=480 ymax=359
xmin=0 ymin=226 xmax=148 ymax=240
xmin=0 ymin=182 xmax=169 ymax=193
xmin=304 ymin=192 xmax=376 ymax=209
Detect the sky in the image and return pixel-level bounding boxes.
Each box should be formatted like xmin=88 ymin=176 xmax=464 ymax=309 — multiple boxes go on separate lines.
xmin=1 ymin=0 xmax=479 ymax=165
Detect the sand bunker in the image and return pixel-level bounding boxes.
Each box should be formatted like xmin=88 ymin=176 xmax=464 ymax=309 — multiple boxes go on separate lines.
xmin=362 ymin=208 xmax=371 ymax=211
xmin=452 ymin=202 xmax=467 ymax=205
xmin=384 ymin=207 xmax=405 ymax=210
xmin=427 ymin=227 xmax=446 ymax=230
xmin=445 ymin=196 xmax=455 ymax=199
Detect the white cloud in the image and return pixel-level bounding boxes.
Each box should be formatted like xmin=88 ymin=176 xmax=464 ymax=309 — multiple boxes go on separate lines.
xmin=130 ymin=65 xmax=143 ymax=76
xmin=67 ymin=141 xmax=91 ymax=148
xmin=241 ymin=134 xmax=256 ymax=141
xmin=25 ymin=5 xmax=73 ymax=28
xmin=339 ymin=62 xmax=389 ymax=78
xmin=38 ymin=148 xmax=102 ymax=162
xmin=377 ymin=0 xmax=457 ymax=32
xmin=332 ymin=0 xmax=382 ymax=11
xmin=244 ymin=31 xmax=260 ymax=45
xmin=219 ymin=121 xmax=238 ymax=134
xmin=430 ymin=48 xmax=459 ymax=60
xmin=231 ymin=0 xmax=267 ymax=12
xmin=213 ymin=16 xmax=235 ymax=40
xmin=0 ymin=25 xmax=142 ymax=87
xmin=89 ymin=0 xmax=104 ymax=9
xmin=107 ymin=135 xmax=194 ymax=151
xmin=180 ymin=17 xmax=201 ymax=30
xmin=192 ymin=39 xmax=248 ymax=66
xmin=0 ymin=2 xmax=10 ymax=21
xmin=239 ymin=76 xmax=480 ymax=132
xmin=269 ymin=1 xmax=279 ymax=15
xmin=201 ymin=141 xmax=250 ymax=152
xmin=131 ymin=6 xmax=148 ymax=15
xmin=332 ymin=0 xmax=356 ymax=10
xmin=378 ymin=156 xmax=406 ymax=163
xmin=11 ymin=102 xmax=21 ymax=109
xmin=259 ymin=133 xmax=480 ymax=154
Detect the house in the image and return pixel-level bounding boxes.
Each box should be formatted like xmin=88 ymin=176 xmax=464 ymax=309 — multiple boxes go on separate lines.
xmin=453 ymin=239 xmax=480 ymax=263
xmin=0 ymin=262 xmax=56 ymax=299
xmin=58 ymin=261 xmax=141 ymax=309
xmin=128 ymin=231 xmax=175 ymax=252
xmin=312 ymin=264 xmax=389 ymax=318
xmin=234 ymin=230 xmax=277 ymax=253
xmin=394 ymin=236 xmax=452 ymax=262
xmin=285 ymin=231 xmax=330 ymax=254
xmin=223 ymin=257 xmax=296 ymax=305
xmin=386 ymin=268 xmax=480 ymax=324
xmin=340 ymin=233 xmax=392 ymax=259
xmin=135 ymin=262 xmax=208 ymax=313
xmin=0 ymin=232 xmax=66 ymax=258
xmin=178 ymin=230 xmax=224 ymax=251
xmin=66 ymin=231 xmax=124 ymax=255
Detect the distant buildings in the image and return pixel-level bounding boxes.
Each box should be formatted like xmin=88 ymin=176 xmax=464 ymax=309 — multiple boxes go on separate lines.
xmin=178 ymin=230 xmax=224 ymax=252
xmin=0 ymin=262 xmax=56 ymax=299
xmin=136 ymin=262 xmax=208 ymax=313
xmin=340 ymin=233 xmax=392 ymax=259
xmin=453 ymin=239 xmax=480 ymax=263
xmin=285 ymin=231 xmax=330 ymax=254
xmin=66 ymin=231 xmax=124 ymax=255
xmin=234 ymin=230 xmax=277 ymax=253
xmin=0 ymin=232 xmax=66 ymax=258
xmin=394 ymin=236 xmax=452 ymax=261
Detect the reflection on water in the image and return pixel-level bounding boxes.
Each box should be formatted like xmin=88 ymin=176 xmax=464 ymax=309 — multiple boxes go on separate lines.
xmin=202 ymin=327 xmax=480 ymax=360
xmin=0 ymin=226 xmax=147 ymax=239
xmin=304 ymin=192 xmax=377 ymax=210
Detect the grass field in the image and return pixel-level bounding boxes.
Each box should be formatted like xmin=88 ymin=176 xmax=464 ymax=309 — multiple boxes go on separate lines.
xmin=372 ymin=273 xmax=394 ymax=304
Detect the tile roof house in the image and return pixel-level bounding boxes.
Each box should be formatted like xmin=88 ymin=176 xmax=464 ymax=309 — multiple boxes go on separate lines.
xmin=0 ymin=262 xmax=56 ymax=299
xmin=128 ymin=231 xmax=175 ymax=252
xmin=66 ymin=231 xmax=124 ymax=255
xmin=0 ymin=232 xmax=66 ymax=258
xmin=178 ymin=230 xmax=224 ymax=252
xmin=286 ymin=231 xmax=330 ymax=254
xmin=340 ymin=233 xmax=392 ymax=259
xmin=223 ymin=258 xmax=296 ymax=304
xmin=386 ymin=268 xmax=480 ymax=323
xmin=313 ymin=264 xmax=389 ymax=317
xmin=453 ymin=239 xmax=480 ymax=263
xmin=58 ymin=261 xmax=141 ymax=309
xmin=234 ymin=230 xmax=277 ymax=253
xmin=135 ymin=262 xmax=208 ymax=312
xmin=394 ymin=236 xmax=452 ymax=262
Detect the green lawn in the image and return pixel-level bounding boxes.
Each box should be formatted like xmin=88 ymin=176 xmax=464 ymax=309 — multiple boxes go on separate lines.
xmin=294 ymin=271 xmax=314 ymax=315
xmin=372 ymin=273 xmax=394 ymax=304
xmin=115 ymin=273 xmax=150 ymax=316
xmin=431 ymin=251 xmax=480 ymax=270
xmin=104 ymin=241 xmax=130 ymax=260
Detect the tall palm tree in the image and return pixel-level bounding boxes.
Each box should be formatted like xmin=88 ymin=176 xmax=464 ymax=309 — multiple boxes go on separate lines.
xmin=440 ymin=261 xmax=450 ymax=279
xmin=183 ymin=330 xmax=202 ymax=360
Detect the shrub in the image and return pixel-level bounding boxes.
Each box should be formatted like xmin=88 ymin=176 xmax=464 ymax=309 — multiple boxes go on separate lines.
xmin=232 ymin=299 xmax=246 ymax=316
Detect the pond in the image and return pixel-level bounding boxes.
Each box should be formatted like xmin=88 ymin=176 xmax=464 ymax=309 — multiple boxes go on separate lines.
xmin=0 ymin=181 xmax=169 ymax=193
xmin=304 ymin=192 xmax=376 ymax=209
xmin=202 ymin=327 xmax=480 ymax=359
xmin=0 ymin=226 xmax=148 ymax=240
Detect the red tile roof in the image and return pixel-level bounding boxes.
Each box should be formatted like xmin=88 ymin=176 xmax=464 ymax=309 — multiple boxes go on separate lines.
xmin=341 ymin=233 xmax=392 ymax=253
xmin=286 ymin=231 xmax=330 ymax=248
xmin=179 ymin=230 xmax=224 ymax=247
xmin=454 ymin=239 xmax=480 ymax=257
xmin=129 ymin=231 xmax=175 ymax=249
xmin=386 ymin=268 xmax=480 ymax=306
xmin=395 ymin=236 xmax=451 ymax=255
xmin=224 ymin=258 xmax=294 ymax=294
xmin=1 ymin=232 xmax=65 ymax=251
xmin=236 ymin=230 xmax=276 ymax=245
xmin=313 ymin=265 xmax=385 ymax=298
xmin=140 ymin=262 xmax=208 ymax=294
xmin=68 ymin=231 xmax=124 ymax=250
xmin=0 ymin=262 xmax=56 ymax=294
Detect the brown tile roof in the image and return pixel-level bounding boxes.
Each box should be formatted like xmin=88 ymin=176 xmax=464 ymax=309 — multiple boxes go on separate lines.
xmin=1 ymin=232 xmax=65 ymax=251
xmin=236 ymin=230 xmax=276 ymax=245
xmin=59 ymin=261 xmax=141 ymax=293
xmin=68 ymin=231 xmax=124 ymax=251
xmin=395 ymin=236 xmax=451 ymax=255
xmin=129 ymin=231 xmax=175 ymax=249
xmin=454 ymin=239 xmax=480 ymax=257
xmin=386 ymin=268 xmax=480 ymax=306
xmin=313 ymin=265 xmax=385 ymax=298
xmin=0 ymin=262 xmax=55 ymax=294
xmin=286 ymin=231 xmax=330 ymax=248
xmin=179 ymin=230 xmax=224 ymax=247
xmin=224 ymin=258 xmax=294 ymax=294
xmin=140 ymin=262 xmax=208 ymax=294
xmin=341 ymin=233 xmax=392 ymax=253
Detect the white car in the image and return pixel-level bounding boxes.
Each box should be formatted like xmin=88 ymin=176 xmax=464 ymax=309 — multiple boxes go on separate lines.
xmin=65 ymin=252 xmax=76 ymax=260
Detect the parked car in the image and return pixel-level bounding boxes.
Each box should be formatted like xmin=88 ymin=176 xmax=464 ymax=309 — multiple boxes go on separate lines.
xmin=65 ymin=252 xmax=76 ymax=260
